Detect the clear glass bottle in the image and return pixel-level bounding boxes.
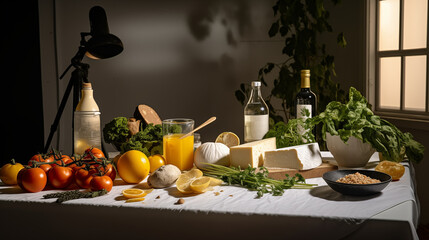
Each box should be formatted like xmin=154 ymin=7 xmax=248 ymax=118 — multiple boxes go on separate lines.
xmin=193 ymin=133 xmax=201 ymax=151
xmin=295 ymin=69 xmax=317 ymax=136
xmin=73 ymin=82 xmax=102 ymax=155
xmin=244 ymin=81 xmax=269 ymax=143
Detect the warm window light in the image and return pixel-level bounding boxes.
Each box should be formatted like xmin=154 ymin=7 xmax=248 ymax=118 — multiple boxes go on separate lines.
xmin=379 ymin=57 xmax=401 ymax=109
xmin=403 ymin=0 xmax=427 ymax=50
xmin=379 ymin=0 xmax=399 ymax=51
xmin=405 ymin=55 xmax=427 ymax=111
xmin=378 ymin=0 xmax=428 ymax=112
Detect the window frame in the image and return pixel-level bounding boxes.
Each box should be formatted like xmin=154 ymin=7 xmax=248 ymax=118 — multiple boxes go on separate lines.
xmin=371 ymin=0 xmax=429 ymax=123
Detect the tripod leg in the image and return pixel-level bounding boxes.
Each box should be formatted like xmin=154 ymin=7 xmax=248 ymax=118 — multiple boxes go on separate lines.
xmin=44 ymin=69 xmax=81 ymax=153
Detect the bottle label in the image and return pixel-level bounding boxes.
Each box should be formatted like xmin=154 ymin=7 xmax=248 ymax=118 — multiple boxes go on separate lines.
xmin=244 ymin=114 xmax=269 ymax=142
xmin=296 ymin=104 xmax=312 ymax=119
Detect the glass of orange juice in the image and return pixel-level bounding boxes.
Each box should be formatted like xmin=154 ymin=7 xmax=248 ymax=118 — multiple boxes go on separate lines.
xmin=162 ymin=119 xmax=195 ymax=171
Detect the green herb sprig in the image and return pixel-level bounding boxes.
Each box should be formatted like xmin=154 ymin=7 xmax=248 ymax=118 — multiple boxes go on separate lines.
xmin=43 ymin=189 xmax=108 ymax=203
xmin=201 ymin=163 xmax=316 ymax=198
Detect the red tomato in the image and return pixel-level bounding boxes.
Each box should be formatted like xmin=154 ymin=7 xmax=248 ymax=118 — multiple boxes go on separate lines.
xmin=17 ymin=168 xmax=47 ymax=193
xmin=107 ymin=165 xmax=116 ymax=181
xmin=83 ymin=147 xmax=105 ymax=160
xmin=74 ymin=168 xmax=96 ymax=189
xmin=56 ymin=155 xmax=73 ymax=165
xmin=99 ymin=163 xmax=116 ymax=181
xmin=90 ymin=175 xmax=113 ymax=192
xmin=28 ymin=154 xmax=54 ymax=166
xmin=39 ymin=164 xmax=52 ymax=173
xmin=48 ymin=165 xmax=74 ymax=189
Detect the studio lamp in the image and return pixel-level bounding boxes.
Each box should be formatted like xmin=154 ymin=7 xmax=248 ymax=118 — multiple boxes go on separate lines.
xmin=44 ymin=6 xmax=123 ymax=153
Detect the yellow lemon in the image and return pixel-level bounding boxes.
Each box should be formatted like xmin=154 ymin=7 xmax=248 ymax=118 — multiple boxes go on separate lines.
xmin=215 ymin=132 xmax=240 ymax=147
xmin=122 ymin=188 xmax=147 ymax=199
xmin=190 ymin=176 xmax=211 ymax=193
xmin=209 ymin=177 xmax=223 ymax=186
xmin=117 ymin=150 xmax=150 ymax=184
xmin=125 ymin=197 xmax=145 ymax=203
xmin=176 ymin=169 xmax=203 ymax=194
xmin=148 ymin=154 xmax=166 ymax=173
xmin=375 ymin=161 xmax=405 ymax=180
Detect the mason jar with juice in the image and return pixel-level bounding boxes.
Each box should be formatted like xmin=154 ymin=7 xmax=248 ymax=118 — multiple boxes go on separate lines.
xmin=162 ymin=119 xmax=194 ymax=171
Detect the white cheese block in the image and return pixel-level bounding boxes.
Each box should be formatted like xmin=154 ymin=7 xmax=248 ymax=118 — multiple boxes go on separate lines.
xmin=229 ymin=137 xmax=276 ymax=168
xmin=264 ymin=143 xmax=322 ymax=170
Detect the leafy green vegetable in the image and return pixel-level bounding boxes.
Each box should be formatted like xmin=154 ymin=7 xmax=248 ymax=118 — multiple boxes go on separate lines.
xmin=103 ymin=116 xmax=185 ymax=157
xmin=201 ymin=163 xmax=316 ymax=198
xmin=121 ymin=124 xmax=163 ymax=156
xmin=264 ymin=107 xmax=315 ymax=148
xmin=310 ymin=87 xmax=424 ymax=163
xmin=103 ymin=117 xmax=130 ymax=150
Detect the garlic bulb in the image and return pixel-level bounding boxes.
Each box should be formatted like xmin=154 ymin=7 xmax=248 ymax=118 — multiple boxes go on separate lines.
xmin=194 ymin=142 xmax=230 ymax=169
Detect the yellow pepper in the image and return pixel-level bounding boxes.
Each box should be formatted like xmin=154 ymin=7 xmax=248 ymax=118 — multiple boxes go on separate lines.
xmin=0 ymin=159 xmax=24 ymax=185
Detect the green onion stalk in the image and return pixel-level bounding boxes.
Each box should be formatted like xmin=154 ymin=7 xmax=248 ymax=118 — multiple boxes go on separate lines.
xmin=201 ymin=163 xmax=317 ymax=198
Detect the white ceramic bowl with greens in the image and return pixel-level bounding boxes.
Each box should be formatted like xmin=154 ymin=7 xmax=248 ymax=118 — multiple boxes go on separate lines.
xmin=326 ymin=133 xmax=375 ymax=168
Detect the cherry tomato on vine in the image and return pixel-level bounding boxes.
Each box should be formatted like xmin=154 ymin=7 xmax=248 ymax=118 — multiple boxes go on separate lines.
xmin=48 ymin=165 xmax=74 ymax=189
xmin=83 ymin=147 xmax=105 ymax=160
xmin=93 ymin=163 xmax=116 ymax=181
xmin=39 ymin=164 xmax=53 ymax=174
xmin=17 ymin=167 xmax=47 ymax=193
xmin=54 ymin=155 xmax=73 ymax=166
xmin=28 ymin=153 xmax=54 ymax=166
xmin=90 ymin=175 xmax=113 ymax=192
xmin=74 ymin=168 xmax=96 ymax=189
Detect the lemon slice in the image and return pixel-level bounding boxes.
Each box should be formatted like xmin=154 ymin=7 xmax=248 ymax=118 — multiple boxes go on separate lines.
xmin=209 ymin=177 xmax=223 ymax=186
xmin=215 ymin=132 xmax=240 ymax=147
xmin=125 ymin=197 xmax=145 ymax=203
xmin=190 ymin=176 xmax=211 ymax=193
xmin=176 ymin=169 xmax=203 ymax=194
xmin=122 ymin=188 xmax=149 ymax=199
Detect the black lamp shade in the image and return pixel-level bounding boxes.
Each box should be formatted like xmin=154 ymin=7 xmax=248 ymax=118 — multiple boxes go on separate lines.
xmin=85 ymin=6 xmax=123 ymax=59
xmin=86 ymin=33 xmax=123 ymax=59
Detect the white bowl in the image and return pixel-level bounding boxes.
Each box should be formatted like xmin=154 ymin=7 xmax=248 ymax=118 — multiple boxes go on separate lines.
xmin=326 ymin=133 xmax=375 ymax=168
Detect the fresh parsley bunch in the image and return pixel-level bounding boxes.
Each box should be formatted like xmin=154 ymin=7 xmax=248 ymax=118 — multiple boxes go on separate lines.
xmin=264 ymin=108 xmax=315 ymax=148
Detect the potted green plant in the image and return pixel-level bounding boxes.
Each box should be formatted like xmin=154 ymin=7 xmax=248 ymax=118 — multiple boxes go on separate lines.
xmin=311 ymin=87 xmax=424 ymax=166
xmin=235 ymin=0 xmax=347 ymax=147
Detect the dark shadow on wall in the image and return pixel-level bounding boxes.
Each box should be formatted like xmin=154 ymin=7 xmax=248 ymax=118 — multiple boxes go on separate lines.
xmin=1 ymin=1 xmax=44 ymax=165
xmin=186 ymin=0 xmax=252 ymax=46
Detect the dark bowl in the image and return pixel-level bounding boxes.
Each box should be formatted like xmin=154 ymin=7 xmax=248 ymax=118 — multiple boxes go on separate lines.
xmin=322 ymin=170 xmax=392 ymax=196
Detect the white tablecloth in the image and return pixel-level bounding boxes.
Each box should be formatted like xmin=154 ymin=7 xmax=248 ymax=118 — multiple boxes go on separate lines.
xmin=0 ymin=152 xmax=419 ymax=240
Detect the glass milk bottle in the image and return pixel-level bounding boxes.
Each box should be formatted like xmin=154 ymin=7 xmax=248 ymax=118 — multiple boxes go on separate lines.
xmin=74 ymin=82 xmax=102 ymax=155
xmin=244 ymin=81 xmax=269 ymax=142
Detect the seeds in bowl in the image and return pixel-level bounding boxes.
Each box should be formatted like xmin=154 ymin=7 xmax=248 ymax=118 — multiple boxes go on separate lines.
xmin=336 ymin=172 xmax=381 ymax=184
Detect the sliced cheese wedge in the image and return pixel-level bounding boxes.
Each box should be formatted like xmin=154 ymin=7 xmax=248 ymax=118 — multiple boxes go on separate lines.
xmin=229 ymin=137 xmax=276 ymax=168
xmin=264 ymin=143 xmax=322 ymax=170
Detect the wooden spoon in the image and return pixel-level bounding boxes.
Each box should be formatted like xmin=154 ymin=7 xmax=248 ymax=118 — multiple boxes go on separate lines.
xmin=180 ymin=116 xmax=216 ymax=139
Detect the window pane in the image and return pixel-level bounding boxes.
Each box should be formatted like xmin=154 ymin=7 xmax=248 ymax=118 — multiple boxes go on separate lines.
xmin=379 ymin=57 xmax=401 ymax=109
xmin=379 ymin=0 xmax=400 ymax=51
xmin=403 ymin=0 xmax=428 ymax=49
xmin=404 ymin=55 xmax=427 ymax=111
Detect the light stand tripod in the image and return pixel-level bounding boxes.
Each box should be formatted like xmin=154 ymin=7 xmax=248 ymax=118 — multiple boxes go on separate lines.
xmin=43 ymin=6 xmax=123 ymax=155
xmin=43 ymin=43 xmax=89 ymax=153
